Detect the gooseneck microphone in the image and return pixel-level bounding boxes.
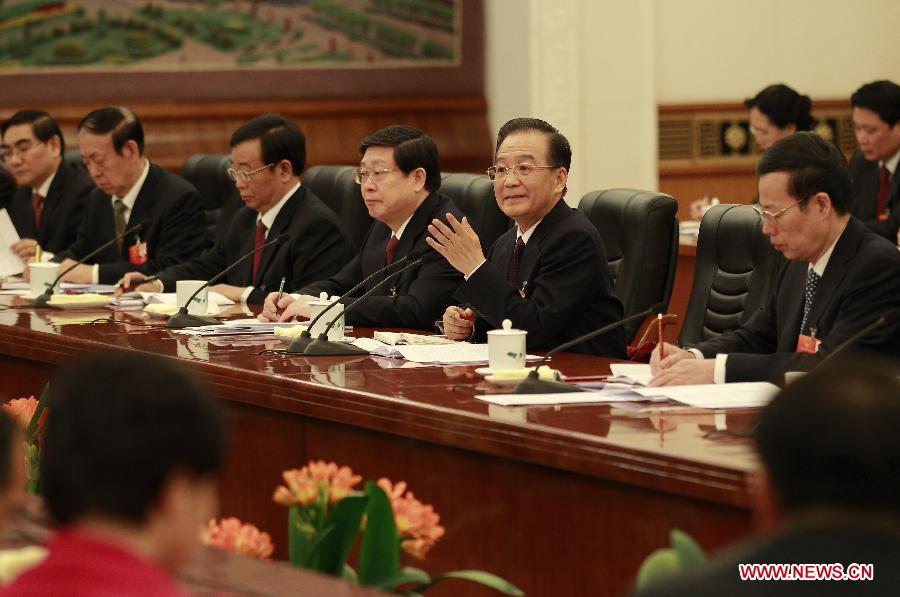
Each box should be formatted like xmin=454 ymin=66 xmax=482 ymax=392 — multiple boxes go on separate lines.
xmin=286 ymin=249 xmax=424 ymax=353
xmin=166 ymin=234 xmax=288 ymax=329
xmin=513 ymin=303 xmax=666 ymax=394
xmin=31 ymin=220 xmax=149 ymax=307
xmin=301 ymin=253 xmax=430 ymax=356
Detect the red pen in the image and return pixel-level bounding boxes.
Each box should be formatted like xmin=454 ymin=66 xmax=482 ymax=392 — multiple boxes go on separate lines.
xmin=657 ymin=313 xmax=666 ymax=359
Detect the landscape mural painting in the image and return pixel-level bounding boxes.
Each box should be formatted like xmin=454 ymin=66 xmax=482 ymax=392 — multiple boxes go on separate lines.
xmin=0 ymin=0 xmax=460 ymax=72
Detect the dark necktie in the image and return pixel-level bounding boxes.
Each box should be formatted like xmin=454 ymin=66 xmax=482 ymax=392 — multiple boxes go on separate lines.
xmin=252 ymin=220 xmax=267 ymax=281
xmin=800 ymin=269 xmax=821 ymax=335
xmin=876 ymin=165 xmax=891 ymax=217
xmin=385 ymin=234 xmax=399 ymax=265
xmin=113 ymin=198 xmax=127 ymax=251
xmin=32 ymin=193 xmax=44 ymax=229
xmin=507 ymin=236 xmax=525 ymax=285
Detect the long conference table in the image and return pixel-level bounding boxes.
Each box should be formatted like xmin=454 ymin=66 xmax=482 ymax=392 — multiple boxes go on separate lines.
xmin=0 ymin=299 xmax=760 ymax=597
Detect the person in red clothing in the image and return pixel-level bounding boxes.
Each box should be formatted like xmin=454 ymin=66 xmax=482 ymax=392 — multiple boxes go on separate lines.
xmin=1 ymin=352 xmax=228 ymax=596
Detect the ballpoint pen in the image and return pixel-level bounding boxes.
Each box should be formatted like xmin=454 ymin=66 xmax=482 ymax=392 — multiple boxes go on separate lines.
xmin=116 ymin=275 xmax=159 ymax=291
xmin=274 ymin=276 xmax=286 ymax=319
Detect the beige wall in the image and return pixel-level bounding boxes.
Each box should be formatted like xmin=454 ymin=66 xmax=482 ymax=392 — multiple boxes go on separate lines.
xmin=655 ymin=0 xmax=900 ymax=103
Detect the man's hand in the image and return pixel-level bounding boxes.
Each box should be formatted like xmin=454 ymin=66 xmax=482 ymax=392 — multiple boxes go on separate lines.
xmin=210 ymin=284 xmax=247 ymax=303
xmin=10 ymin=238 xmax=39 ymax=261
xmin=115 ymin=272 xmax=163 ymax=296
xmin=426 ymin=214 xmax=486 ymax=275
xmin=650 ymin=342 xmax=695 ymax=374
xmin=59 ymin=260 xmax=93 ymax=284
xmin=259 ymin=292 xmax=315 ymax=322
xmin=441 ymin=305 xmax=475 ymax=340
xmin=648 ymin=358 xmax=715 ymax=386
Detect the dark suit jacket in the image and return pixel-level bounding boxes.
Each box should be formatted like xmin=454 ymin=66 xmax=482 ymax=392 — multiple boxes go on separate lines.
xmin=0 ymin=166 xmax=14 ymax=212
xmin=55 ymin=163 xmax=207 ymax=284
xmin=696 ymin=217 xmax=900 ymax=382
xmin=157 ymin=186 xmax=352 ymax=304
xmin=7 ymin=160 xmax=93 ymax=254
xmin=633 ymin=522 xmax=900 ymax=597
xmin=299 ymin=192 xmax=464 ymax=330
xmin=455 ymin=199 xmax=626 ymax=358
xmin=849 ymin=150 xmax=900 ymax=241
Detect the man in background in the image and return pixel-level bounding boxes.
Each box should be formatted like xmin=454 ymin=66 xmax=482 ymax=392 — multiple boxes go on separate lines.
xmin=635 ymin=357 xmax=900 ymax=596
xmin=429 ymin=118 xmax=625 ymax=357
xmin=259 ymin=125 xmax=464 ymax=330
xmin=849 ymin=80 xmax=900 ymax=243
xmin=54 ymin=107 xmax=207 ymax=284
xmin=0 ymin=352 xmax=227 ymax=596
xmin=116 ymin=114 xmax=351 ymax=304
xmin=0 ymin=110 xmax=93 ymax=260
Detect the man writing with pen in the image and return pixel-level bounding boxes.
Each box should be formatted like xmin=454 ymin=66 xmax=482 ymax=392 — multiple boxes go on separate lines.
xmin=258 ymin=125 xmax=464 ymax=330
xmin=426 ymin=118 xmax=625 ymax=357
xmin=117 ymin=114 xmax=350 ymax=304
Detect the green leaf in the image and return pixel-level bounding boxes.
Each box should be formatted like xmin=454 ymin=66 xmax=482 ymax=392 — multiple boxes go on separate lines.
xmin=635 ymin=548 xmax=679 ymax=589
xmin=411 ymin=570 xmax=524 ymax=596
xmin=374 ymin=566 xmax=430 ymax=590
xmin=315 ymin=494 xmax=368 ymax=575
xmin=26 ymin=382 xmax=50 ymax=440
xmin=288 ymin=505 xmax=317 ymax=567
xmin=670 ymin=528 xmax=706 ymax=569
xmin=357 ymin=481 xmax=399 ymax=585
xmin=341 ymin=563 xmax=359 ymax=583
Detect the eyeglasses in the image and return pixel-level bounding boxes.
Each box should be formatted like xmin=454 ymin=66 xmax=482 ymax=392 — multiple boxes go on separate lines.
xmin=751 ymin=199 xmax=802 ymax=224
xmin=0 ymin=139 xmax=43 ymax=163
xmin=352 ymin=167 xmax=395 ymax=185
xmin=486 ymin=163 xmax=559 ymax=181
xmin=227 ymin=163 xmax=274 ymax=182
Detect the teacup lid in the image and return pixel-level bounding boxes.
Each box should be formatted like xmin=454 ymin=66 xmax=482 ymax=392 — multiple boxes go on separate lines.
xmin=308 ymin=292 xmax=340 ymax=307
xmin=487 ymin=318 xmax=526 ymax=336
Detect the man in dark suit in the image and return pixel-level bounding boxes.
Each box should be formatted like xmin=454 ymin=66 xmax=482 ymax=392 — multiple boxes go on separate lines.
xmin=259 ymin=125 xmax=464 ymax=330
xmin=848 ymin=80 xmax=900 ymax=243
xmin=650 ymin=132 xmax=900 ymax=385
xmin=117 ymin=114 xmax=352 ymax=304
xmin=634 ymin=357 xmax=900 ymax=597
xmin=0 ymin=110 xmax=93 ymax=260
xmin=0 ymin=166 xmax=15 ymax=212
xmin=428 ymin=118 xmax=625 ymax=357
xmin=53 ymin=107 xmax=207 ymax=284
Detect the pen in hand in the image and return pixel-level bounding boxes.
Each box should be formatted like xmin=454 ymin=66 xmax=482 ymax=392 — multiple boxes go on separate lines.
xmin=274 ymin=276 xmax=286 ymax=319
xmin=116 ymin=275 xmax=159 ymax=292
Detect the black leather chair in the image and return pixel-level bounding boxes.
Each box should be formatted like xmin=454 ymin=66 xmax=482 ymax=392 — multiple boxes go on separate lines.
xmin=439 ymin=172 xmax=511 ymax=252
xmin=180 ymin=154 xmax=243 ymax=246
xmin=302 ymin=165 xmax=372 ymax=252
xmin=578 ymin=189 xmax=679 ymax=343
xmin=678 ymin=203 xmax=785 ymax=347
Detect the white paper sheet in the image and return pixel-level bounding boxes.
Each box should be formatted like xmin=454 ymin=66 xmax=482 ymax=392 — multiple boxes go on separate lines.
xmin=634 ymin=382 xmax=779 ymax=408
xmin=0 ymin=209 xmax=25 ymax=278
xmin=477 ymin=389 xmax=644 ymax=407
xmin=140 ymin=291 xmax=236 ymax=306
xmin=608 ymin=363 xmax=653 ymax=386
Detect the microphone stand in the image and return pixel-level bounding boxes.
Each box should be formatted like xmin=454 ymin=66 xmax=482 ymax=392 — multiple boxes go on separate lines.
xmin=166 ymin=235 xmax=285 ymax=329
xmin=286 ymin=250 xmax=423 ymax=354
xmin=513 ymin=305 xmax=664 ymax=394
xmin=32 ymin=221 xmax=148 ymax=307
xmin=302 ymin=257 xmax=426 ymax=356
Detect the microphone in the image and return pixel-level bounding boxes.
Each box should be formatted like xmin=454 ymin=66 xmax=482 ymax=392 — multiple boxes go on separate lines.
xmin=513 ymin=303 xmax=666 ymax=394
xmin=813 ymin=308 xmax=899 ymax=367
xmin=302 ymin=253 xmax=430 ymax=356
xmin=286 ymin=249 xmax=425 ymax=353
xmin=166 ymin=234 xmax=288 ymax=328
xmin=32 ymin=220 xmax=149 ymax=307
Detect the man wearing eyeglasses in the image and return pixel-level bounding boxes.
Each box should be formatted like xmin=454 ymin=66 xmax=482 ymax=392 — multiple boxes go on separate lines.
xmin=117 ymin=114 xmax=351 ymax=304
xmin=0 ymin=110 xmax=94 ymax=261
xmin=427 ymin=118 xmax=626 ymax=357
xmin=259 ymin=124 xmax=464 ymax=330
xmin=52 ymin=107 xmax=207 ymax=284
xmin=650 ymin=132 xmax=900 ymax=386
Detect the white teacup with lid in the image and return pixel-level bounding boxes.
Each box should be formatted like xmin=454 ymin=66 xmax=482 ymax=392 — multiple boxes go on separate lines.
xmin=487 ymin=319 xmax=527 ymax=371
xmin=307 ymin=292 xmax=345 ymax=340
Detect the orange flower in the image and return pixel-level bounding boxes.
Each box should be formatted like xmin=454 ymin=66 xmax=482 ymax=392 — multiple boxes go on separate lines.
xmin=201 ymin=517 xmax=274 ymax=559
xmin=377 ymin=478 xmax=445 ymax=560
xmin=3 ymin=396 xmax=38 ymax=430
xmin=273 ymin=461 xmax=362 ymax=507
